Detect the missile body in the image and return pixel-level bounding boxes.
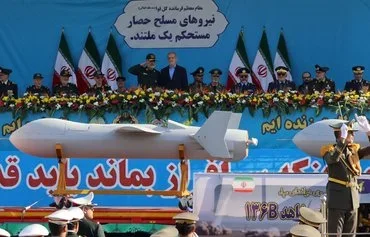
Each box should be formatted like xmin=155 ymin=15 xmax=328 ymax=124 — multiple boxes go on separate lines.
xmin=293 ymin=119 xmax=370 ymax=158
xmin=10 ymin=111 xmax=250 ymax=161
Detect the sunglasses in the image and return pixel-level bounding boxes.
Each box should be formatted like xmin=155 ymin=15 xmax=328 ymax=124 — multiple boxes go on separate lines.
xmin=277 ymin=73 xmax=286 ymax=76
xmin=239 ymin=75 xmax=248 ymax=78
xmin=302 ymin=76 xmax=311 ymax=79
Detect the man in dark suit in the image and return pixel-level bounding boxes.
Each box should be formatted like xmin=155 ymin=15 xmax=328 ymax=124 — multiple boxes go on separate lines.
xmin=159 ymin=52 xmax=188 ymax=91
xmin=321 ymin=115 xmax=370 ymax=236
xmin=0 ymin=66 xmax=18 ymax=98
xmin=26 ymin=73 xmax=51 ymax=96
xmin=344 ymin=66 xmax=369 ymax=93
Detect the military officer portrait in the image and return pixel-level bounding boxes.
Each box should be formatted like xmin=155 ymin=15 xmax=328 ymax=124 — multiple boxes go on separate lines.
xmin=231 ymin=67 xmax=256 ymax=94
xmin=53 ymin=69 xmax=79 ymax=96
xmin=0 ymin=66 xmax=18 ymax=98
xmin=189 ymin=67 xmax=208 ymax=93
xmin=298 ymin=72 xmax=314 ymax=94
xmin=26 ymin=73 xmax=51 ymax=96
xmin=320 ymin=115 xmax=370 ymax=236
xmin=267 ymin=66 xmax=296 ymax=93
xmin=344 ymin=66 xmax=369 ymax=93
xmin=115 ymin=76 xmax=126 ymax=94
xmin=173 ymin=212 xmax=199 ymax=237
xmin=208 ymin=68 xmax=224 ymax=93
xmin=311 ymin=64 xmax=335 ymax=93
xmin=87 ymin=71 xmax=111 ymax=96
xmin=128 ymin=53 xmax=160 ymax=89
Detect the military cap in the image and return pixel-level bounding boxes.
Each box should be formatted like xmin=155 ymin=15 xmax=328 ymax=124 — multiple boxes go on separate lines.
xmin=60 ymin=69 xmax=72 ymax=77
xmin=191 ymin=67 xmax=204 ymax=76
xmin=173 ymin=212 xmax=199 ymax=224
xmin=68 ymin=192 xmax=97 ymax=206
xmin=275 ymin=66 xmax=289 ymax=73
xmin=353 ymin=65 xmax=365 ymax=74
xmin=146 ymin=53 xmax=156 ymax=61
xmin=0 ymin=228 xmax=10 ymax=237
xmin=329 ymin=120 xmax=358 ymax=132
xmin=209 ymin=68 xmax=223 ymax=75
xmin=33 ymin=73 xmax=44 ymax=79
xmin=299 ymin=207 xmax=326 ymax=228
xmin=116 ymin=76 xmax=126 ymax=82
xmin=236 ymin=67 xmax=250 ymax=76
xmin=19 ymin=224 xmax=49 ymax=237
xmin=315 ymin=64 xmax=329 ymax=72
xmin=45 ymin=209 xmax=74 ymax=225
xmin=150 ymin=226 xmax=178 ymax=237
xmin=93 ymin=70 xmax=104 ymax=77
xmin=0 ymin=67 xmax=12 ymax=75
xmin=67 ymin=207 xmax=85 ymax=221
xmin=289 ymin=224 xmax=321 ymax=237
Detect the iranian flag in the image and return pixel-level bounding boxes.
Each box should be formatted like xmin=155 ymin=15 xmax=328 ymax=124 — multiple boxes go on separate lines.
xmin=101 ymin=33 xmax=122 ymax=91
xmin=52 ymin=32 xmax=76 ymax=87
xmin=76 ymin=32 xmax=101 ymax=94
xmin=252 ymin=29 xmax=275 ymax=92
xmin=232 ymin=176 xmax=255 ymax=193
xmin=274 ymin=31 xmax=292 ymax=81
xmin=226 ymin=30 xmax=262 ymax=91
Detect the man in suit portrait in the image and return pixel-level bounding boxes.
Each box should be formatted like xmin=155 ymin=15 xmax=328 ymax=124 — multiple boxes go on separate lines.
xmin=159 ymin=52 xmax=188 ymax=91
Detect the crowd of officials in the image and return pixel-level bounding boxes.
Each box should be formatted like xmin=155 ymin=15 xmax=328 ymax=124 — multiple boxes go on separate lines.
xmin=1 ymin=52 xmax=369 ymax=99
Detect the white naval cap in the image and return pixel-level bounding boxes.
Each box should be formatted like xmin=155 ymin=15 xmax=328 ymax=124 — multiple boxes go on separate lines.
xmin=150 ymin=226 xmax=178 ymax=237
xmin=0 ymin=228 xmax=10 ymax=237
xmin=45 ymin=209 xmax=74 ymax=225
xmin=68 ymin=207 xmax=84 ymax=220
xmin=19 ymin=224 xmax=49 ymax=237
xmin=289 ymin=224 xmax=321 ymax=237
xmin=68 ymin=192 xmax=97 ymax=206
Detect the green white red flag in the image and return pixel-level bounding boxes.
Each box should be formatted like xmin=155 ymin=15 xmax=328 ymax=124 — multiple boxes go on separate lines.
xmin=76 ymin=32 xmax=101 ymax=94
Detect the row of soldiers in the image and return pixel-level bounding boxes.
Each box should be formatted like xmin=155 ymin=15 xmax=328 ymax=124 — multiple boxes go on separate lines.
xmin=0 ymin=63 xmax=368 ymax=99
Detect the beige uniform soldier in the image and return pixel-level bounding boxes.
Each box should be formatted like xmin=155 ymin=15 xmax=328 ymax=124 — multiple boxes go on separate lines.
xmin=289 ymin=224 xmax=321 ymax=237
xmin=298 ymin=207 xmax=326 ymax=229
xmin=19 ymin=224 xmax=50 ymax=237
xmin=0 ymin=228 xmax=10 ymax=237
xmin=173 ymin=212 xmax=199 ymax=237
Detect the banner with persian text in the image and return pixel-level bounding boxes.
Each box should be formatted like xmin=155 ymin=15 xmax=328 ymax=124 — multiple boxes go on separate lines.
xmin=114 ymin=0 xmax=228 ymax=48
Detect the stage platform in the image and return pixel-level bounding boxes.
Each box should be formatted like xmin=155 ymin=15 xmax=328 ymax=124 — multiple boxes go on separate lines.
xmin=0 ymin=207 xmax=182 ymax=224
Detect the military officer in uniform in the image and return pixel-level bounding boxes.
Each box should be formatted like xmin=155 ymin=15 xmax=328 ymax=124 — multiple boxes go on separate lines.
xmin=189 ymin=67 xmax=207 ymax=93
xmin=150 ymin=226 xmax=178 ymax=237
xmin=0 ymin=66 xmax=18 ymax=98
xmin=267 ymin=66 xmax=296 ymax=93
xmin=26 ymin=73 xmax=51 ymax=96
xmin=344 ymin=66 xmax=369 ymax=93
xmin=231 ymin=67 xmax=256 ymax=94
xmin=88 ymin=71 xmax=111 ymax=96
xmin=53 ymin=69 xmax=79 ymax=96
xmin=298 ymin=72 xmax=314 ymax=94
xmin=67 ymin=207 xmax=84 ymax=237
xmin=69 ymin=192 xmax=105 ymax=237
xmin=128 ymin=53 xmax=160 ymax=89
xmin=46 ymin=209 xmax=74 ymax=237
xmin=173 ymin=212 xmax=199 ymax=237
xmin=320 ymin=114 xmax=370 ymax=236
xmin=311 ymin=64 xmax=335 ymax=93
xmin=115 ymin=76 xmax=126 ymax=94
xmin=208 ymin=68 xmax=224 ymax=92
